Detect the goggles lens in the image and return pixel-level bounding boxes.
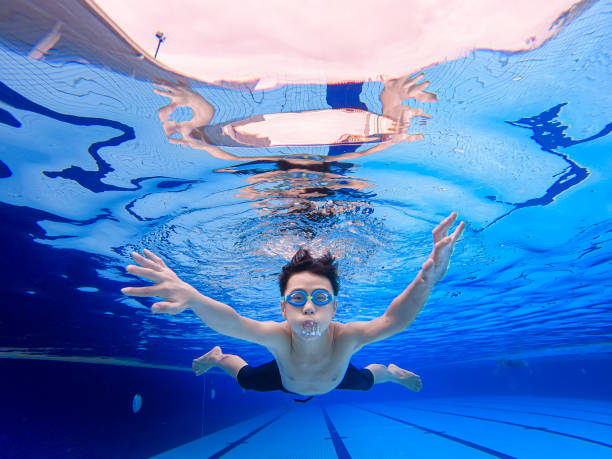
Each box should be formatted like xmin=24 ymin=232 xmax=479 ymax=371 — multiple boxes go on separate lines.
xmin=283 ymin=289 xmax=334 ymax=307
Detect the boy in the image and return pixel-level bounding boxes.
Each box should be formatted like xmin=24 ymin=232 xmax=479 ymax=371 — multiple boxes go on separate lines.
xmin=122 ymin=212 xmax=464 ymax=397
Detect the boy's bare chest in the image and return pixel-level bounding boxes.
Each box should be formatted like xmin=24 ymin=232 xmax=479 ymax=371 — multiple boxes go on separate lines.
xmin=272 ymin=333 xmax=356 ymax=395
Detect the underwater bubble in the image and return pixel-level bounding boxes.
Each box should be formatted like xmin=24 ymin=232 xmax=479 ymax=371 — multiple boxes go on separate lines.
xmin=77 ymin=286 xmax=99 ymax=293
xmin=26 ymin=290 xmax=36 ymax=295
xmin=211 ymin=389 xmax=216 ymax=400
xmin=132 ymin=393 xmax=143 ymax=413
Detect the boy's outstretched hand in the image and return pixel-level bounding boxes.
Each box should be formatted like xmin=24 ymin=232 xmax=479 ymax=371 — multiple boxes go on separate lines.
xmin=420 ymin=212 xmax=465 ymax=285
xmin=121 ymin=249 xmax=198 ymax=315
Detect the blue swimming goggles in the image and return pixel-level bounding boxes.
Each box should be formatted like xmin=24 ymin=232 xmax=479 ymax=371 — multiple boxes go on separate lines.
xmin=282 ymin=289 xmax=335 ymax=307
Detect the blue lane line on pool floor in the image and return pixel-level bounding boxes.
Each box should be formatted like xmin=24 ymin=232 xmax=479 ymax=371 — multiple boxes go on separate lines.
xmin=430 ymin=401 xmax=612 ymax=427
xmin=361 ymin=407 xmax=515 ymax=459
xmin=481 ymin=399 xmax=612 ymax=418
xmin=404 ymin=406 xmax=612 ymax=449
xmin=321 ymin=407 xmax=352 ymax=459
xmin=207 ymin=412 xmax=287 ymax=459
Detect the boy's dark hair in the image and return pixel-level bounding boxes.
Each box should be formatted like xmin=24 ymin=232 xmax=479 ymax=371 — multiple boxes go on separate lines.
xmin=279 ymin=248 xmax=339 ymax=295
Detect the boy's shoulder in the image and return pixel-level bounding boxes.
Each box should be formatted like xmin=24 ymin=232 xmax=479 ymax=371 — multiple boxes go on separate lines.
xmin=331 ymin=321 xmax=365 ymax=347
xmin=332 ymin=317 xmax=397 ymax=351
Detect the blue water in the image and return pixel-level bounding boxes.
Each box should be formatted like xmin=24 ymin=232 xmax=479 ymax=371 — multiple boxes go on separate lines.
xmin=0 ymin=1 xmax=611 ymax=457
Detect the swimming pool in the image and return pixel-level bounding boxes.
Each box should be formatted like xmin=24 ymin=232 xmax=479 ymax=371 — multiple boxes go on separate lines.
xmin=0 ymin=0 xmax=610 ymax=457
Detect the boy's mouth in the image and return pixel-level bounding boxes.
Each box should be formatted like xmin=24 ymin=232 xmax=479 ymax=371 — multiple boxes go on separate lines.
xmin=300 ymin=320 xmax=321 ymax=337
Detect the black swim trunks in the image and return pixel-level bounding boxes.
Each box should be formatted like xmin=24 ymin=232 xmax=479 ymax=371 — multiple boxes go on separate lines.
xmin=237 ymin=360 xmax=374 ymax=394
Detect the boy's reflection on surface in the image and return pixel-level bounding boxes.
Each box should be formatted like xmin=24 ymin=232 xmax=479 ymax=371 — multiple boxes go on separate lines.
xmin=154 ymin=75 xmax=436 ymax=217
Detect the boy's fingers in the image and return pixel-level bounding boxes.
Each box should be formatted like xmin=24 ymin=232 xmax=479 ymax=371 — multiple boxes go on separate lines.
xmin=432 ymin=243 xmax=442 ymax=264
xmin=402 ymin=73 xmax=421 ymax=85
xmin=432 ymin=212 xmax=457 ymax=243
xmin=151 ymin=301 xmax=175 ymax=314
xmin=153 ymin=82 xmax=172 ymax=92
xmin=143 ymin=249 xmax=162 ymax=266
xmin=432 ymin=237 xmax=453 ymax=263
xmin=442 ymin=212 xmax=458 ymax=229
xmin=162 ymin=121 xmax=180 ymax=137
xmin=451 ymin=221 xmax=466 ymax=242
xmin=157 ymin=102 xmax=178 ymax=122
xmin=422 ymin=258 xmax=434 ymax=272
xmin=131 ymin=252 xmax=160 ymax=270
xmin=414 ymin=80 xmax=431 ymax=91
xmin=144 ymin=249 xmax=167 ymax=267
xmin=169 ymin=137 xmax=189 ymax=147
xmin=121 ymin=286 xmax=157 ymax=297
xmin=126 ymin=265 xmax=163 ymax=282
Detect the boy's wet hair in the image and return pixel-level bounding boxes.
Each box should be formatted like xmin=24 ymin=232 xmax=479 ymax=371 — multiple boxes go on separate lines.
xmin=279 ymin=247 xmax=339 ymax=295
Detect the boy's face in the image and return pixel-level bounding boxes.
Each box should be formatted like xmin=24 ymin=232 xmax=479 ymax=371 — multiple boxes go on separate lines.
xmin=281 ymin=271 xmax=337 ymax=339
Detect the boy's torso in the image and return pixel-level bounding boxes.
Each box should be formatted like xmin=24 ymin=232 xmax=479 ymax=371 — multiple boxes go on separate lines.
xmin=267 ymin=321 xmax=359 ymax=395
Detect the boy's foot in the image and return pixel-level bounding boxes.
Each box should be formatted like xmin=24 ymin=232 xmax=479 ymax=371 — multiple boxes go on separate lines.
xmin=192 ymin=346 xmax=222 ymax=376
xmin=388 ymin=364 xmax=422 ymax=392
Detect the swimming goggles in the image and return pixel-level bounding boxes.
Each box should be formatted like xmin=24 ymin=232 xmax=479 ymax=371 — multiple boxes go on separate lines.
xmin=282 ymin=289 xmax=335 ymax=307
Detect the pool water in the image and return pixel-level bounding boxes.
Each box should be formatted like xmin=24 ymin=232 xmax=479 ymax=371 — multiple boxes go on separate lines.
xmin=0 ymin=0 xmax=610 ymax=457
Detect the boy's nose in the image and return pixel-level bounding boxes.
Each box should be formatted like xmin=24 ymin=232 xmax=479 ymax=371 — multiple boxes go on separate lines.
xmin=302 ymin=301 xmax=316 ymax=314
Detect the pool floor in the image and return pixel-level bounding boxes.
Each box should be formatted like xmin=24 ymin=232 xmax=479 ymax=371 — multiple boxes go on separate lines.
xmin=155 ymin=395 xmax=612 ymax=458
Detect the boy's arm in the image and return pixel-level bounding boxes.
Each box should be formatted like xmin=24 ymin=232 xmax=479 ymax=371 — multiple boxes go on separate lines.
xmin=121 ymin=249 xmax=285 ymax=349
xmin=345 ymin=213 xmax=465 ymax=349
